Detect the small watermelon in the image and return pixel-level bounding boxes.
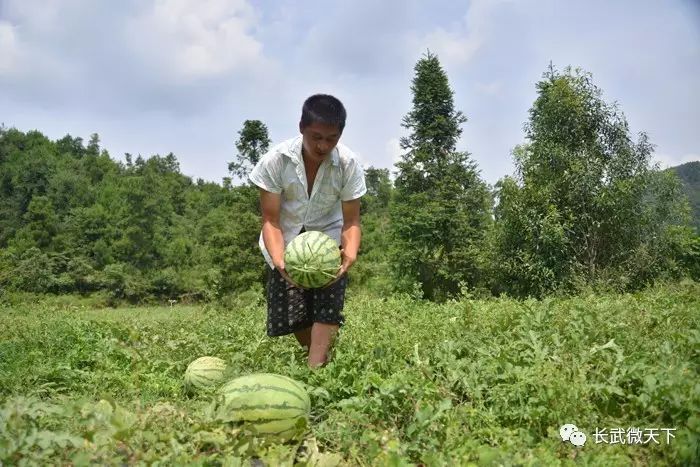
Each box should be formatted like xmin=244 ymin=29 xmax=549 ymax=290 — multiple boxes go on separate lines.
xmin=184 ymin=356 xmax=227 ymax=394
xmin=215 ymin=373 xmax=311 ymax=441
xmin=284 ymin=231 xmax=341 ymax=288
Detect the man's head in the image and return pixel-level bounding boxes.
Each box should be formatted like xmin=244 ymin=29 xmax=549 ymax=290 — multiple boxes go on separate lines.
xmin=299 ymin=94 xmax=346 ymax=164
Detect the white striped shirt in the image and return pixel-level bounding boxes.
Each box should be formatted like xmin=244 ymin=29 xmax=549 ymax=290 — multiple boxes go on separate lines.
xmin=249 ymin=135 xmax=367 ymax=269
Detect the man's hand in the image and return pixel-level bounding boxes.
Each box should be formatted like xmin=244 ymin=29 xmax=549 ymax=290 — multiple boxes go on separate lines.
xmin=338 ymin=247 xmax=356 ymax=276
xmin=273 ymin=259 xmax=306 ymax=289
xmin=322 ymin=198 xmax=361 ymax=289
xmin=321 ymin=248 xmax=355 ymax=289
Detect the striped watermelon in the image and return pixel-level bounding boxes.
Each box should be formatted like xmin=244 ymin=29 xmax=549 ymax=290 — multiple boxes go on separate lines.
xmin=284 ymin=231 xmax=341 ymax=288
xmin=184 ymin=356 xmax=227 ymax=394
xmin=215 ymin=373 xmax=310 ymax=441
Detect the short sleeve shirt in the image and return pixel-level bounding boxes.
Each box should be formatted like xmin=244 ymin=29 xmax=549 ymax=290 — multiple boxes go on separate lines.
xmin=248 ymin=135 xmax=367 ymax=269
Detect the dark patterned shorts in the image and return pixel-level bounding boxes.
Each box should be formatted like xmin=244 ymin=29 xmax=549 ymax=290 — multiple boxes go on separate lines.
xmin=265 ymin=267 xmax=348 ymax=337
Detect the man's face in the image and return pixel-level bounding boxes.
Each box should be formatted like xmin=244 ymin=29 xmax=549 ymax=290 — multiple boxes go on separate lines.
xmin=299 ymin=121 xmax=342 ymax=165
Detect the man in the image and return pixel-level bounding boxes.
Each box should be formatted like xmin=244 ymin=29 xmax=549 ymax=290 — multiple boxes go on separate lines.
xmin=248 ymin=94 xmax=367 ymax=367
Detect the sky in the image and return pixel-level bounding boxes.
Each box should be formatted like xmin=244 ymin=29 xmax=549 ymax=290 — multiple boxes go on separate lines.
xmin=1 ymin=0 xmax=698 ymax=186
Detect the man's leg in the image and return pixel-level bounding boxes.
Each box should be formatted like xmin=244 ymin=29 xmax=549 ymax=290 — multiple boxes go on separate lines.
xmin=306 ymin=271 xmax=347 ymax=367
xmin=294 ymin=326 xmax=312 ymax=352
xmin=308 ymin=322 xmax=339 ymax=367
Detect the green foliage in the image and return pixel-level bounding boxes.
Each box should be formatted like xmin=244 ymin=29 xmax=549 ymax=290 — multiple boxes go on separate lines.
xmin=1 ymin=283 xmax=698 ymax=464
xmin=490 ymin=175 xmax=572 ymax=298
xmin=0 ymin=128 xmax=264 ymax=304
xmin=671 ymin=161 xmax=700 ymax=232
xmin=349 ymin=211 xmax=393 ymax=296
xmin=391 ymin=52 xmax=493 ymax=302
xmin=229 ymin=119 xmax=272 ymax=181
xmin=492 ymin=65 xmax=695 ymax=297
xmin=360 ymin=166 xmax=392 ymax=215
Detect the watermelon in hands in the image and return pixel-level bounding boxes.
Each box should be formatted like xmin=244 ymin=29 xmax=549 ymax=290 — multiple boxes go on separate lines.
xmin=284 ymin=231 xmax=341 ymax=289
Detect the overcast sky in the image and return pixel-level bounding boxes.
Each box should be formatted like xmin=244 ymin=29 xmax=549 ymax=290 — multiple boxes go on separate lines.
xmin=1 ymin=0 xmax=698 ymax=186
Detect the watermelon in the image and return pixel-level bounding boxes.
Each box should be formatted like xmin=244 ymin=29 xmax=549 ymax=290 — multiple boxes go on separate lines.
xmin=215 ymin=373 xmax=311 ymax=441
xmin=284 ymin=231 xmax=341 ymax=288
xmin=184 ymin=356 xmax=227 ymax=393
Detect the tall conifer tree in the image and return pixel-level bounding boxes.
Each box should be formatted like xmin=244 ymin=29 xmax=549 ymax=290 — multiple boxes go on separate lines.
xmin=391 ymin=52 xmax=492 ymax=301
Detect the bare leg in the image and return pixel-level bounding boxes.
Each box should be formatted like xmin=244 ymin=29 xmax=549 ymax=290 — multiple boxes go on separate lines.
xmin=308 ymin=323 xmax=339 ymax=368
xmin=294 ymin=326 xmax=311 ymax=352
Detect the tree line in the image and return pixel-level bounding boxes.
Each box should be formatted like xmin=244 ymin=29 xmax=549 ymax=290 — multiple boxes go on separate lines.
xmin=1 ymin=53 xmax=698 ymax=304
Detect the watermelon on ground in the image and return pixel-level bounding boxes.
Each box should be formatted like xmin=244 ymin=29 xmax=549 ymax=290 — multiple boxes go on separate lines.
xmin=215 ymin=373 xmax=311 ymax=441
xmin=184 ymin=356 xmax=228 ymax=394
xmin=284 ymin=231 xmax=341 ymax=288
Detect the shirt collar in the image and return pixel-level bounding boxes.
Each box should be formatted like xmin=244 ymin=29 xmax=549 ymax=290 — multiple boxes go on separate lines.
xmin=285 ymin=135 xmax=339 ymax=167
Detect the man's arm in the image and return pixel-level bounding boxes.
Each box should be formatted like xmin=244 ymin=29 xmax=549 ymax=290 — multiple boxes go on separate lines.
xmin=260 ymin=188 xmax=285 ymax=269
xmin=260 ymin=188 xmax=303 ymax=287
xmin=338 ymin=198 xmax=362 ymax=276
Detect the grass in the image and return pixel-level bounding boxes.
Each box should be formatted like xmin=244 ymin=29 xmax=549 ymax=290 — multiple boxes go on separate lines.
xmin=1 ymin=281 xmax=699 ymax=465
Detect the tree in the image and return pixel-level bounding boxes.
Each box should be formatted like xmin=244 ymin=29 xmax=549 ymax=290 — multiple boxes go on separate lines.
xmin=390 ymin=52 xmax=493 ymax=301
xmin=361 ymin=166 xmax=392 ymax=214
xmin=56 ymin=134 xmax=85 ymax=158
xmin=13 ymin=196 xmax=58 ymax=250
xmin=228 ymin=120 xmax=271 ymax=181
xmin=671 ymin=161 xmax=700 ymax=232
xmin=492 ymin=64 xmax=693 ymax=296
xmin=86 ymin=133 xmax=100 ymax=157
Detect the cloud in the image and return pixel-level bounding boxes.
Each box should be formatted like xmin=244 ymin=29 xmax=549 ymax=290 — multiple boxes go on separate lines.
xmin=385 ymin=138 xmax=403 ymax=174
xmin=418 ymin=27 xmax=482 ymax=68
xmin=296 ymin=0 xmax=417 ymax=77
xmin=2 ymin=0 xmax=62 ymax=28
xmin=0 ymin=1 xmax=74 ymax=80
xmin=410 ymin=0 xmax=514 ymax=70
xmin=124 ymin=0 xmax=266 ymax=83
xmin=0 ymin=21 xmax=19 ymax=74
xmin=0 ymin=0 xmax=276 ymax=115
xmin=475 ymin=81 xmax=503 ymax=97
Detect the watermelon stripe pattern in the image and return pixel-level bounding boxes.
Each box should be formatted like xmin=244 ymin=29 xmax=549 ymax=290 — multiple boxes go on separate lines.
xmin=219 ymin=385 xmax=308 ymax=404
xmin=285 ymin=231 xmax=341 ymax=288
xmin=217 ymin=373 xmax=311 ymax=441
xmin=219 ymin=404 xmax=306 ymax=415
xmin=184 ymin=356 xmax=227 ymax=394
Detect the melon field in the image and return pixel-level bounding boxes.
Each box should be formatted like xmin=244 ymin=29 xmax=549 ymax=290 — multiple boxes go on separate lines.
xmin=1 ymin=282 xmax=699 ymax=466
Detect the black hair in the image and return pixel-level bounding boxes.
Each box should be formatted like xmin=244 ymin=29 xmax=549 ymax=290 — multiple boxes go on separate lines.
xmin=300 ymin=94 xmax=346 ymax=132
